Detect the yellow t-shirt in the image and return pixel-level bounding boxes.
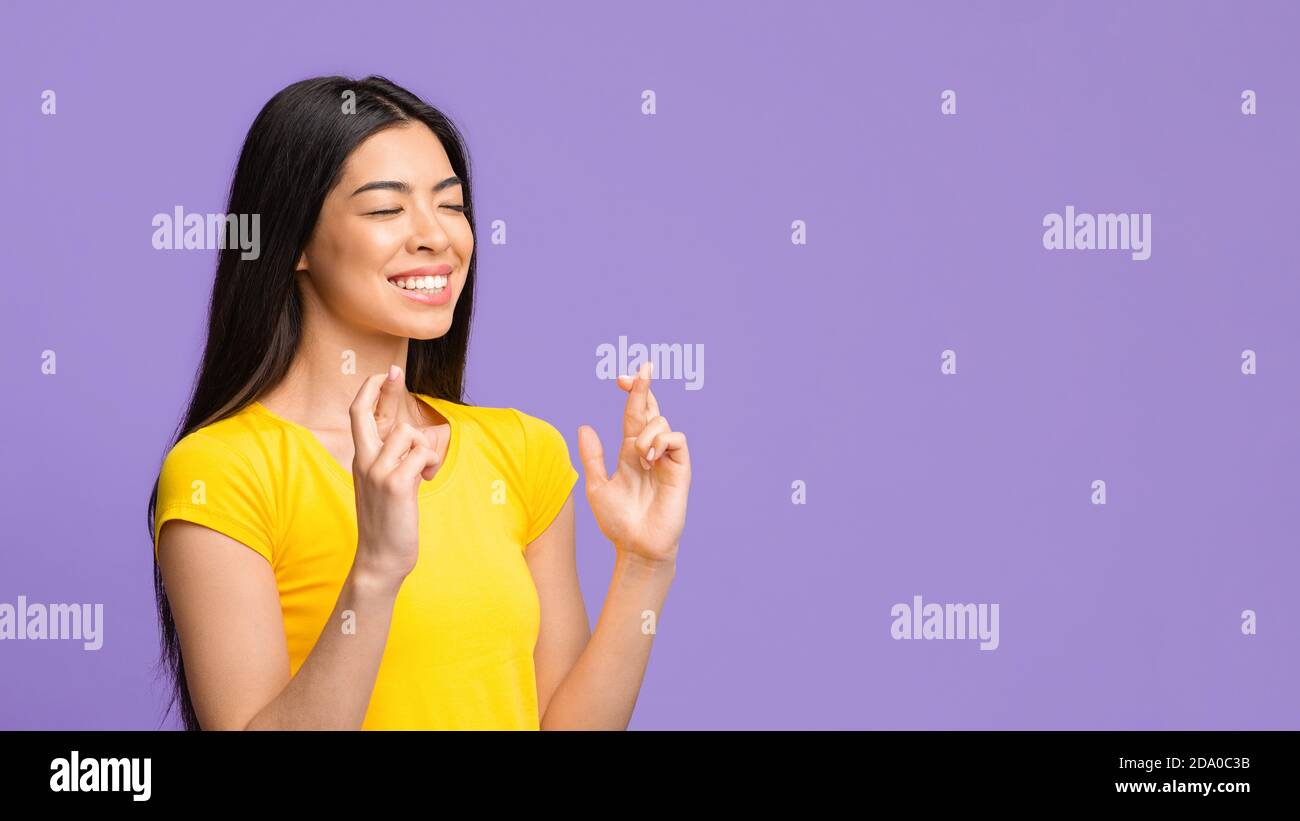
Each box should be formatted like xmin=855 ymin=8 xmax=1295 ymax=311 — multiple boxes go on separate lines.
xmin=152 ymin=394 xmax=579 ymax=730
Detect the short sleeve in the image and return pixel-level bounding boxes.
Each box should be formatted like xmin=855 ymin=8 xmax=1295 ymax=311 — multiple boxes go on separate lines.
xmin=513 ymin=410 xmax=580 ymax=545
xmin=153 ymin=431 xmax=276 ymax=566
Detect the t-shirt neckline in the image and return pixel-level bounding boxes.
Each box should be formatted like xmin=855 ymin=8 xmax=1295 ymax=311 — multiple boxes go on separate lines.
xmin=247 ymin=394 xmax=461 ymax=497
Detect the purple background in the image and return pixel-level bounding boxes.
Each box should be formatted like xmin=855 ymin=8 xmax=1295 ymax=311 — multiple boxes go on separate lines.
xmin=1 ymin=0 xmax=1297 ymax=729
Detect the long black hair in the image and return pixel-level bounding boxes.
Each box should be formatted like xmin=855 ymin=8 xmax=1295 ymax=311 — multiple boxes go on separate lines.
xmin=147 ymin=75 xmax=477 ymax=730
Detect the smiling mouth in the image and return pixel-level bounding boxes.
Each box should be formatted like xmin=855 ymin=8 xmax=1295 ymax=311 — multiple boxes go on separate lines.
xmin=388 ymin=274 xmax=447 ymax=294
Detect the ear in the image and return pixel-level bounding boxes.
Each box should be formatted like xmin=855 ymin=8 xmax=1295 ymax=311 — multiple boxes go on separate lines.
xmin=295 ymin=251 xmax=308 ymax=273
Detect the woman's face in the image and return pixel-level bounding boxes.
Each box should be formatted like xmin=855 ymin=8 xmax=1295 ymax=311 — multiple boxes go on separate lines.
xmin=296 ymin=121 xmax=473 ymax=341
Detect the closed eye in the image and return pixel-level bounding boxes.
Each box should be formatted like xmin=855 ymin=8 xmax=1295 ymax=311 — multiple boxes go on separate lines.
xmin=365 ymin=205 xmax=467 ymax=216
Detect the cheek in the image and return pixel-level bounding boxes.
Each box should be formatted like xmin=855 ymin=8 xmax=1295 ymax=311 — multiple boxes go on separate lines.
xmin=311 ymin=223 xmax=397 ymax=296
xmin=454 ymin=223 xmax=475 ymax=262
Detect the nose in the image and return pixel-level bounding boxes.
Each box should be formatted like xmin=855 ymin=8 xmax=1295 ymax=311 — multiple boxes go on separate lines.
xmin=406 ymin=199 xmax=451 ymax=254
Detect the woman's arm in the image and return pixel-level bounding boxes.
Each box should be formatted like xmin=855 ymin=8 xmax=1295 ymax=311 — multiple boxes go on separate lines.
xmin=530 ymin=362 xmax=689 ymax=729
xmin=156 ymin=371 xmax=445 ymax=730
xmin=158 ymin=520 xmax=402 ymax=730
xmin=527 ymin=496 xmax=676 ymax=730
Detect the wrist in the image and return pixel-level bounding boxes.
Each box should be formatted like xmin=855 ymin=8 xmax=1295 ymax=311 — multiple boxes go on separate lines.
xmin=348 ymin=561 xmax=405 ymax=600
xmin=614 ymin=545 xmax=678 ymax=576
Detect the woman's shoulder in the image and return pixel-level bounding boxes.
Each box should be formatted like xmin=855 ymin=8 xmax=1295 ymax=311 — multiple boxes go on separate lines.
xmin=160 ymin=404 xmax=278 ymax=477
xmin=154 ymin=405 xmax=279 ymax=561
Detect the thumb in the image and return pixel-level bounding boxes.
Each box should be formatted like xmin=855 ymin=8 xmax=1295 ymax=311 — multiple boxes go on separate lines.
xmin=577 ymin=425 xmax=609 ymax=489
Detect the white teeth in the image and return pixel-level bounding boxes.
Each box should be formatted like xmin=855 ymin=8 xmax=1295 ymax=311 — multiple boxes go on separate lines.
xmin=391 ymin=274 xmax=448 ymax=293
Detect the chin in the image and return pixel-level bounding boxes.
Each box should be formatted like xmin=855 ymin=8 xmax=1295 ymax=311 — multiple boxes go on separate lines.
xmin=404 ymin=319 xmax=453 ymax=341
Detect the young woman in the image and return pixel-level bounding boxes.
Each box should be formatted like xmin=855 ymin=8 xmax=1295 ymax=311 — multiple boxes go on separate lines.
xmin=148 ymin=76 xmax=691 ymax=730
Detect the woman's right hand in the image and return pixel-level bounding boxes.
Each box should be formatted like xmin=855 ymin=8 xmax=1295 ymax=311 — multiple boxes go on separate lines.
xmin=348 ymin=369 xmax=443 ymax=586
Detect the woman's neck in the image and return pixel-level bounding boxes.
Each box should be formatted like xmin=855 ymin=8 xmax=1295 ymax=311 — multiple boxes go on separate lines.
xmin=256 ymin=309 xmax=413 ymax=432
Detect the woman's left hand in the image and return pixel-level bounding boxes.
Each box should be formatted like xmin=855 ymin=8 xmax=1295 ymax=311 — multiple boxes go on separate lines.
xmin=578 ymin=362 xmax=691 ymax=565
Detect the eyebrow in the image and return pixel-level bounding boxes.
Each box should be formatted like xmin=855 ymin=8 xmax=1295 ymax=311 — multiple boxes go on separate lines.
xmin=350 ymin=176 xmax=463 ymax=197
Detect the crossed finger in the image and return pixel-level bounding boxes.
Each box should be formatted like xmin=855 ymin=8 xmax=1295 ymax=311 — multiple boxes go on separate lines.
xmin=617 ymin=362 xmax=660 ymax=426
xmin=373 ymin=422 xmax=434 ymax=475
xmin=619 ymin=361 xmax=657 ymax=437
xmin=375 ymin=364 xmax=407 ymax=429
xmin=634 ymin=414 xmax=671 ymax=469
xmin=349 ymin=372 xmax=391 ymax=465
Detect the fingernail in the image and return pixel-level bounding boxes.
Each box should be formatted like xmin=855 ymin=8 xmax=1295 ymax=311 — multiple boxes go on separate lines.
xmin=640 ymin=457 xmax=651 ymax=470
xmin=388 ymin=365 xmax=400 ymax=382
xmin=646 ymin=447 xmax=655 ymax=461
